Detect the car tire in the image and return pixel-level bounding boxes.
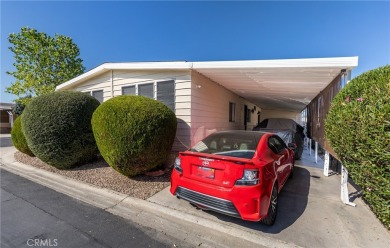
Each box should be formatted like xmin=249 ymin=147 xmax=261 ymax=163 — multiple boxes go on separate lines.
xmin=260 ymin=184 xmax=278 ymax=226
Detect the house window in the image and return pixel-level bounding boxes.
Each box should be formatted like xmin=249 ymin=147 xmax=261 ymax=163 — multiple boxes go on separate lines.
xmin=157 ymin=80 xmax=175 ymax=111
xmin=122 ymin=85 xmax=136 ymax=95
xmin=138 ymin=83 xmax=154 ymax=99
xmin=92 ymin=90 xmax=103 ymax=103
xmin=229 ymin=102 xmax=236 ymax=122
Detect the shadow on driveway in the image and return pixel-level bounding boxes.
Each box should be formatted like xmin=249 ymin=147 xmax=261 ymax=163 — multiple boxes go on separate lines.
xmin=191 ymin=166 xmax=311 ymax=234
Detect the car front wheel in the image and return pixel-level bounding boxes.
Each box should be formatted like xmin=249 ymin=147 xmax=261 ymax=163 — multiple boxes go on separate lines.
xmin=260 ymin=184 xmax=278 ymax=226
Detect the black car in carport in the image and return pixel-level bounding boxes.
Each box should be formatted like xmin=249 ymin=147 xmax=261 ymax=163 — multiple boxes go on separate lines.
xmin=253 ymin=118 xmax=305 ymax=160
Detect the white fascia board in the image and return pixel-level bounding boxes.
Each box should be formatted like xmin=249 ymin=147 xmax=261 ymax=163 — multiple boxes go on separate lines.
xmin=192 ymin=56 xmax=358 ymax=69
xmin=104 ymin=62 xmax=192 ymax=70
xmin=56 ymin=61 xmax=192 ymax=91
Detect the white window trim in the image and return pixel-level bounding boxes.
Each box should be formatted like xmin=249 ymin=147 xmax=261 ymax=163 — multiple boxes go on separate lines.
xmin=121 ymin=78 xmax=176 ymax=110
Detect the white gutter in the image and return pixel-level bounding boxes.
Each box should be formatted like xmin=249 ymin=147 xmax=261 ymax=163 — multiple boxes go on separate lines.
xmin=192 ymin=57 xmax=358 ymax=69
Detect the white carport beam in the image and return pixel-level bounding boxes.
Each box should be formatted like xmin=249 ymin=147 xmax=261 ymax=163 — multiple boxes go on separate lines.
xmin=324 ymin=151 xmax=330 ymax=176
xmin=7 ymin=111 xmax=14 ymax=127
xmin=341 ymin=165 xmax=356 ymax=207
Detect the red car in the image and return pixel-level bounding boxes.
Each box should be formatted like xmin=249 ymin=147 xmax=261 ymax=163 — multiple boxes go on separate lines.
xmin=170 ymin=131 xmax=295 ymax=225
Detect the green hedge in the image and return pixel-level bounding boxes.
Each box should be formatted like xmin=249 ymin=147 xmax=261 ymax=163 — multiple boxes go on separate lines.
xmin=92 ymin=95 xmax=177 ymax=177
xmin=325 ymin=65 xmax=390 ymax=229
xmin=22 ymin=91 xmax=100 ymax=169
xmin=11 ymin=115 xmax=34 ymax=156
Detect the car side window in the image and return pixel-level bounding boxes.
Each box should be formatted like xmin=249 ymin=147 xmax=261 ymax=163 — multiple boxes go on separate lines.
xmin=274 ymin=136 xmax=287 ymax=150
xmin=268 ymin=137 xmax=279 ymax=154
xmin=268 ymin=136 xmax=286 ymax=154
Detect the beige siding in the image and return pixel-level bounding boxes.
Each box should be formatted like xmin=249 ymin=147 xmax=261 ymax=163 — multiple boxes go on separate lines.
xmin=260 ymin=109 xmax=300 ymax=123
xmin=190 ymin=71 xmax=260 ymax=145
xmin=66 ymin=69 xmax=192 ymax=152
xmin=75 ymin=71 xmax=112 ymax=101
xmin=60 ymin=68 xmax=261 ymax=152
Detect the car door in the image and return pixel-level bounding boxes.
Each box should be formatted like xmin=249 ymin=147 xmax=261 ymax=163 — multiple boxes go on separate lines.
xmin=273 ymin=136 xmax=291 ymax=185
xmin=268 ymin=136 xmax=289 ymax=188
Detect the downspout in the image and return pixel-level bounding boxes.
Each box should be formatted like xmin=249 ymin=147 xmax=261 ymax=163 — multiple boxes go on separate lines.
xmin=111 ymin=70 xmax=114 ymax=98
xmin=346 ymin=69 xmax=352 ymax=85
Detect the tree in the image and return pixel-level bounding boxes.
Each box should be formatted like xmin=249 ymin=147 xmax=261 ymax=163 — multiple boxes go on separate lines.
xmin=12 ymin=95 xmax=32 ymax=116
xmin=6 ymin=27 xmax=85 ymax=104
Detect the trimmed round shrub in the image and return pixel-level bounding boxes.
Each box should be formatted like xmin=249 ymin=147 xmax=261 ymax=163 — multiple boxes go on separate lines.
xmin=92 ymin=95 xmax=177 ymax=177
xmin=22 ymin=91 xmax=100 ymax=169
xmin=325 ymin=65 xmax=390 ymax=228
xmin=11 ymin=115 xmax=34 ymax=157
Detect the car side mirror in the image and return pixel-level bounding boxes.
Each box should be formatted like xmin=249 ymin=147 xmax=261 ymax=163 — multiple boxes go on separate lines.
xmin=288 ymin=143 xmax=297 ymax=149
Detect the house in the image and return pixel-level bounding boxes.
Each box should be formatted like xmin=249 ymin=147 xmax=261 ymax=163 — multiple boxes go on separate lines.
xmin=55 ymin=57 xmax=358 ymax=152
xmin=0 ymin=103 xmax=15 ymax=134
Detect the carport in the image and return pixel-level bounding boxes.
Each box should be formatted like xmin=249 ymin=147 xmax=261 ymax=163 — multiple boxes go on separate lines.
xmin=191 ymin=56 xmax=359 ymax=205
xmin=191 ymin=56 xmax=358 ymax=156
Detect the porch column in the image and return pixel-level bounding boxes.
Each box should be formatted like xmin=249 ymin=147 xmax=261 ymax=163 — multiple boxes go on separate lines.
xmin=7 ymin=111 xmax=14 ymax=128
xmin=323 ymin=151 xmax=329 ymax=176
xmin=341 ymin=165 xmax=356 ymax=207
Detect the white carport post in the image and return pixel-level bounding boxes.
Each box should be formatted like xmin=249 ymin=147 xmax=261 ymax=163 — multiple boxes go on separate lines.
xmin=341 ymin=165 xmax=356 ymax=207
xmin=309 ymin=139 xmax=312 ymax=156
xmin=315 ymin=141 xmax=318 ymax=163
xmin=323 ymin=151 xmax=329 ymax=176
xmin=7 ymin=111 xmax=14 ymax=128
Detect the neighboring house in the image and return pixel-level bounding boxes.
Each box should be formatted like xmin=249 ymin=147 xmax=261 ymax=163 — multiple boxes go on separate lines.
xmin=0 ymin=103 xmax=15 ymax=134
xmin=56 ymin=57 xmax=358 ymax=152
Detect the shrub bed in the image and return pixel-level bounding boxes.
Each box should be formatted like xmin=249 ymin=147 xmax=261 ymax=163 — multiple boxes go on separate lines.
xmin=22 ymin=91 xmax=100 ymax=169
xmin=11 ymin=115 xmax=34 ymax=156
xmin=325 ymin=65 xmax=390 ymax=229
xmin=92 ymin=95 xmax=177 ymax=177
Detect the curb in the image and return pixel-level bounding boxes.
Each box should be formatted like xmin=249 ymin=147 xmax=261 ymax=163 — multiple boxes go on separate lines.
xmin=0 ymin=152 xmax=301 ymax=248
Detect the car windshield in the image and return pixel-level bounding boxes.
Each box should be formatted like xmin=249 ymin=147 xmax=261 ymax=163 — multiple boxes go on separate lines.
xmin=190 ymin=132 xmax=262 ymax=159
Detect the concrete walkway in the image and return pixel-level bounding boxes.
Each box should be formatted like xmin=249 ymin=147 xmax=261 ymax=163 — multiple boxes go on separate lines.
xmin=1 ymin=137 xmax=389 ymax=248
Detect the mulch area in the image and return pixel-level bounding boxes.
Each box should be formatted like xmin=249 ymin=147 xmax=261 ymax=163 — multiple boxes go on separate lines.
xmin=14 ymin=152 xmax=176 ymax=200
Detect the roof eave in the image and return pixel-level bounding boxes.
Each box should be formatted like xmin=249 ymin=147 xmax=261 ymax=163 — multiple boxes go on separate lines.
xmin=56 ymin=62 xmax=193 ymax=91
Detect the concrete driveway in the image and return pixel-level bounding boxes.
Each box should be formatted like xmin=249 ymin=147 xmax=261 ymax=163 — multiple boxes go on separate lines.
xmin=148 ymin=148 xmax=390 ymax=248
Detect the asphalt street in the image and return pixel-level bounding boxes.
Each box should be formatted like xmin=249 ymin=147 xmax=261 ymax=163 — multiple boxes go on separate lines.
xmin=0 ymin=169 xmax=184 ymax=248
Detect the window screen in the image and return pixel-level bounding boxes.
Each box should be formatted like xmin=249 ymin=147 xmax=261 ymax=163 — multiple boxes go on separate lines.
xmin=122 ymin=85 xmax=136 ymax=95
xmin=138 ymin=83 xmax=154 ymax=99
xmin=157 ymin=80 xmax=175 ymax=111
xmin=92 ymin=90 xmax=103 ymax=103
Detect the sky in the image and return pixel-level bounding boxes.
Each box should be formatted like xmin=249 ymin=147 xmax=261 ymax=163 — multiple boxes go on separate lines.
xmin=1 ymin=1 xmax=389 ymax=103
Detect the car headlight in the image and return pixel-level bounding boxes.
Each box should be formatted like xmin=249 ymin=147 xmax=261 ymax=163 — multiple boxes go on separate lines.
xmin=235 ymin=169 xmax=259 ymax=185
xmin=174 ymin=157 xmax=182 ymax=174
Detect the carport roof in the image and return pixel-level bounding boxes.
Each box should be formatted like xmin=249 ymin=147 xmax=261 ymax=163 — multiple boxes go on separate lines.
xmin=56 ymin=56 xmax=358 ymax=112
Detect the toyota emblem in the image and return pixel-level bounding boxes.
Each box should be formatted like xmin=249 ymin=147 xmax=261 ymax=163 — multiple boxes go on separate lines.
xmin=202 ymin=160 xmax=209 ymax=166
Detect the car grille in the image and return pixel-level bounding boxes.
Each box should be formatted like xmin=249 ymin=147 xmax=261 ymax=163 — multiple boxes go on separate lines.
xmin=175 ymin=187 xmax=240 ymax=218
